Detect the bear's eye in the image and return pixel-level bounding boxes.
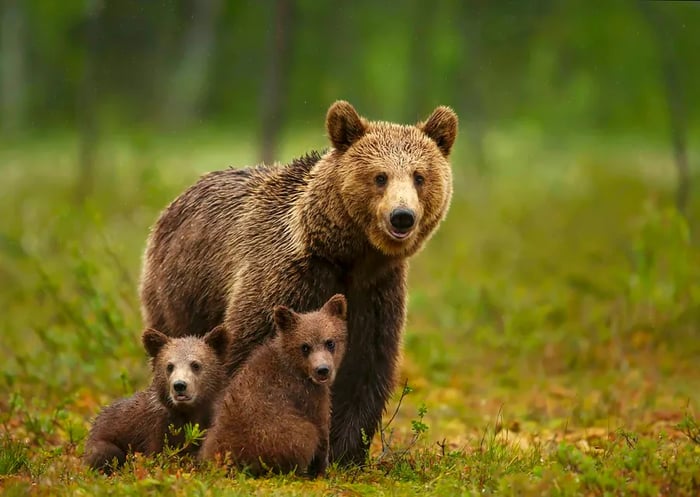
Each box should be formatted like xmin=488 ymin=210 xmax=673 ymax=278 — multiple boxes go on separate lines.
xmin=301 ymin=344 xmax=311 ymax=356
xmin=191 ymin=361 xmax=201 ymax=372
xmin=325 ymin=340 xmax=335 ymax=352
xmin=166 ymin=363 xmax=174 ymax=374
xmin=374 ymin=173 xmax=388 ymax=187
xmin=414 ymin=172 xmax=425 ymax=186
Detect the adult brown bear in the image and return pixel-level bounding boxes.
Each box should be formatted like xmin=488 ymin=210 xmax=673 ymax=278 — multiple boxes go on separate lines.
xmin=139 ymin=101 xmax=458 ymax=465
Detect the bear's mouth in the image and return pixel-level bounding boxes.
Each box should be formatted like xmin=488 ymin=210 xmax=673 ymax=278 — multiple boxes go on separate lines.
xmin=384 ymin=223 xmax=415 ymax=241
xmin=171 ymin=393 xmax=194 ymax=404
xmin=389 ymin=229 xmax=412 ymax=240
xmin=311 ymin=372 xmax=334 ymax=385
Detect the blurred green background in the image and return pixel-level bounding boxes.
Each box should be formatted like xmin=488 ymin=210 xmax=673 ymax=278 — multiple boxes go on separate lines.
xmin=2 ymin=1 xmax=699 ymax=167
xmin=2 ymin=0 xmax=700 ymax=481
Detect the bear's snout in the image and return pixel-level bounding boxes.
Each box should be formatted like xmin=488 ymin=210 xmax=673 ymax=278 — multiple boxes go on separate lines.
xmin=170 ymin=377 xmax=195 ymax=404
xmin=310 ymin=361 xmax=334 ymax=385
xmin=389 ymin=208 xmax=415 ymax=234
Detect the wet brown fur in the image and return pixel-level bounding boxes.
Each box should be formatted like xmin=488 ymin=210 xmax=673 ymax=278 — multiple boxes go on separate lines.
xmin=83 ymin=326 xmax=229 ymax=473
xmin=200 ymin=295 xmax=347 ymax=476
xmin=139 ymin=100 xmax=458 ymax=465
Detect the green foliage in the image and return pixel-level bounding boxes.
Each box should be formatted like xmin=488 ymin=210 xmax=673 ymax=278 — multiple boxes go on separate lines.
xmin=410 ymin=404 xmax=429 ymax=437
xmin=0 ymin=436 xmax=29 ymax=476
xmin=162 ymin=423 xmax=208 ymax=460
xmin=678 ymin=413 xmax=700 ymax=445
xmin=628 ymin=205 xmax=697 ymax=310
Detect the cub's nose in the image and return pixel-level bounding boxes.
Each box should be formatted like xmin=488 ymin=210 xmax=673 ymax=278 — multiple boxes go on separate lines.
xmin=390 ymin=208 xmax=415 ymax=231
xmin=315 ymin=366 xmax=330 ymax=379
xmin=173 ymin=380 xmax=187 ymax=393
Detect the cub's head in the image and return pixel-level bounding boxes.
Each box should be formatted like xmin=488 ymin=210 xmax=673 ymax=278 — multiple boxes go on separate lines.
xmin=142 ymin=326 xmax=230 ymax=411
xmin=326 ymin=100 xmax=458 ymax=258
xmin=272 ymin=294 xmax=348 ymax=386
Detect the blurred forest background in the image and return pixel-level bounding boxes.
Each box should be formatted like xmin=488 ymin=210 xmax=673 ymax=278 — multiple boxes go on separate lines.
xmin=3 ymin=1 xmax=700 ymax=494
xmin=2 ymin=0 xmax=699 ymax=199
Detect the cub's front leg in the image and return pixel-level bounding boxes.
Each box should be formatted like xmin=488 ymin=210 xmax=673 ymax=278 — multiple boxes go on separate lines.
xmin=306 ymin=426 xmax=329 ymax=478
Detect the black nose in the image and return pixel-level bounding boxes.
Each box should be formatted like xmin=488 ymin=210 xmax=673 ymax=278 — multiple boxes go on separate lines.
xmin=315 ymin=366 xmax=330 ymax=378
xmin=173 ymin=380 xmax=187 ymax=393
xmin=390 ymin=208 xmax=415 ymax=231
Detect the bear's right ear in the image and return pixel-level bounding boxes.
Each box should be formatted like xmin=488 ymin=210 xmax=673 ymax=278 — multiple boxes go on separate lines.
xmin=273 ymin=305 xmax=299 ymax=334
xmin=203 ymin=324 xmax=230 ymax=357
xmin=142 ymin=328 xmax=169 ymax=358
xmin=322 ymin=294 xmax=347 ymax=321
xmin=326 ymin=100 xmax=367 ymax=152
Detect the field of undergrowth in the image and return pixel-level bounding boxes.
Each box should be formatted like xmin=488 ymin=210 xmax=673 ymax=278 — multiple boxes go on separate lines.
xmin=1 ymin=128 xmax=700 ymax=496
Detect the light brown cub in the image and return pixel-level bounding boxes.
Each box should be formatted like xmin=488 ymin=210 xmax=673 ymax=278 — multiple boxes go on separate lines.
xmin=83 ymin=326 xmax=229 ymax=473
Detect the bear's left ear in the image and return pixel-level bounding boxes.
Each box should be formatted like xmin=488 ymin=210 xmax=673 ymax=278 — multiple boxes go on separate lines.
xmin=142 ymin=328 xmax=169 ymax=358
xmin=273 ymin=305 xmax=299 ymax=334
xmin=203 ymin=324 xmax=230 ymax=357
xmin=322 ymin=294 xmax=347 ymax=321
xmin=326 ymin=100 xmax=368 ymax=152
xmin=419 ymin=106 xmax=459 ymax=157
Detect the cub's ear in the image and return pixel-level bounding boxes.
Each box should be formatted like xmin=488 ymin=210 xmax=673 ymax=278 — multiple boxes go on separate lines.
xmin=322 ymin=294 xmax=347 ymax=321
xmin=419 ymin=106 xmax=458 ymax=157
xmin=203 ymin=324 xmax=230 ymax=357
xmin=142 ymin=328 xmax=169 ymax=358
xmin=326 ymin=100 xmax=367 ymax=152
xmin=273 ymin=305 xmax=299 ymax=334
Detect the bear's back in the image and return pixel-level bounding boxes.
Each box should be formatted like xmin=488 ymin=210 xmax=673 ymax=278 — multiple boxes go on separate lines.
xmin=84 ymin=389 xmax=168 ymax=470
xmin=229 ymin=343 xmax=323 ymax=418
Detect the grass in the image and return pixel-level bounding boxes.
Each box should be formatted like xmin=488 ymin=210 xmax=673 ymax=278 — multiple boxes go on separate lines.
xmin=1 ymin=126 xmax=700 ymax=495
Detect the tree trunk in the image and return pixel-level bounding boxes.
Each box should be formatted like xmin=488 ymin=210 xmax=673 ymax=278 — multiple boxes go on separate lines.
xmin=456 ymin=0 xmax=488 ymax=173
xmin=406 ymin=0 xmax=435 ymax=121
xmin=160 ymin=0 xmax=223 ymax=128
xmin=1 ymin=0 xmax=26 ymax=136
xmin=639 ymin=1 xmax=690 ymax=216
xmin=76 ymin=0 xmax=102 ymax=202
xmin=259 ymin=0 xmax=296 ymax=165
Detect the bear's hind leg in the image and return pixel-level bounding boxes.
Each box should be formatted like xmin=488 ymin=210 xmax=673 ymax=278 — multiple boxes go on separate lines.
xmin=84 ymin=440 xmax=127 ymax=474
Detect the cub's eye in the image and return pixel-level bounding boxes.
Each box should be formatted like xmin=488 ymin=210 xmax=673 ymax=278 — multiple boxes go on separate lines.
xmin=166 ymin=363 xmax=174 ymax=374
xmin=325 ymin=340 xmax=335 ymax=352
xmin=374 ymin=173 xmax=388 ymax=187
xmin=191 ymin=361 xmax=201 ymax=372
xmin=301 ymin=344 xmax=311 ymax=356
xmin=414 ymin=172 xmax=425 ymax=186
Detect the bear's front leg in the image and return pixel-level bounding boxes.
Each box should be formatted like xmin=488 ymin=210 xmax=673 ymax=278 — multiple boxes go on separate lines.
xmin=306 ymin=412 xmax=330 ymax=477
xmin=306 ymin=433 xmax=329 ymax=478
xmin=329 ymin=267 xmax=406 ymax=466
xmin=328 ymin=388 xmax=381 ymax=466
